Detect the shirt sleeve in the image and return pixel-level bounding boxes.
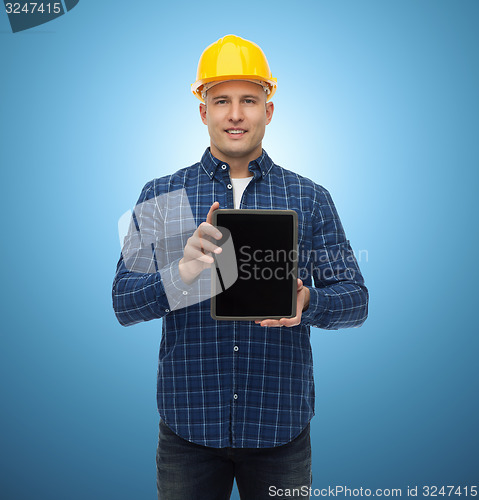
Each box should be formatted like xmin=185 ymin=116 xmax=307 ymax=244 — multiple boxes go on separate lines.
xmin=112 ymin=181 xmax=198 ymax=326
xmin=300 ymin=187 xmax=369 ymax=330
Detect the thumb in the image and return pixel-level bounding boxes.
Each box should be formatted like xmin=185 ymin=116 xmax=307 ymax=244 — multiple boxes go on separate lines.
xmin=206 ymin=201 xmax=220 ymax=225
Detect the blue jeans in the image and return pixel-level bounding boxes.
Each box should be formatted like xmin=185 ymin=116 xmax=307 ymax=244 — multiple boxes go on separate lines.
xmin=156 ymin=419 xmax=312 ymax=500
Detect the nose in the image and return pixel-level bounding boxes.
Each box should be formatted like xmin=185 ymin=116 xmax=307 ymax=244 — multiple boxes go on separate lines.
xmin=228 ymin=100 xmax=244 ymax=123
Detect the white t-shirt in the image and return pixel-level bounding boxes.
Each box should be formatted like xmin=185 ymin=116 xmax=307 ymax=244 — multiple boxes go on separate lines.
xmin=231 ymin=176 xmax=253 ymax=209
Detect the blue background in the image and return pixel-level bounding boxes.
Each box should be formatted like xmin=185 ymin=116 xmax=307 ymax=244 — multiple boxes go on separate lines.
xmin=1 ymin=1 xmax=478 ymax=498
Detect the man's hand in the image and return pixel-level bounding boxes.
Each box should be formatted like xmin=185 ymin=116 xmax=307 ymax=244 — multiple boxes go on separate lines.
xmin=179 ymin=202 xmax=223 ymax=284
xmin=255 ymin=279 xmax=310 ymax=328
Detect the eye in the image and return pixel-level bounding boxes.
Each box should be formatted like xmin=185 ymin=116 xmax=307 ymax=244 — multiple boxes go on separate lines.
xmin=244 ymin=99 xmax=256 ymax=104
xmin=215 ymin=99 xmax=228 ymax=105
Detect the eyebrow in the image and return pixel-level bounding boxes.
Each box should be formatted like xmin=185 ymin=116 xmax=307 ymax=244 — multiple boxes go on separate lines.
xmin=211 ymin=94 xmax=262 ymax=100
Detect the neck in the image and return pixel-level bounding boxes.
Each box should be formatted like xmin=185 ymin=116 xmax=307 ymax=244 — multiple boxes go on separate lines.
xmin=228 ymin=160 xmax=254 ymax=179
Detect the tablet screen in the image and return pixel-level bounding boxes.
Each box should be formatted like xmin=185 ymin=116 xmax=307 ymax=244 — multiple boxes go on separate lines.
xmin=211 ymin=210 xmax=298 ymax=320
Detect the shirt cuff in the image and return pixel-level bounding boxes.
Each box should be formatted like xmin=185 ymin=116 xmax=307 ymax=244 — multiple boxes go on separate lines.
xmin=157 ymin=258 xmax=211 ymax=312
xmin=301 ymin=286 xmax=329 ymax=328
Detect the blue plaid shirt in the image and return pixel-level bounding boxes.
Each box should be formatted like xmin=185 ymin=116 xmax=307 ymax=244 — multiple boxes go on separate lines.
xmin=112 ymin=147 xmax=368 ymax=448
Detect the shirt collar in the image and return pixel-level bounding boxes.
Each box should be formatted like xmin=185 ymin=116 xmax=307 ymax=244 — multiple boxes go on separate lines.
xmin=200 ymin=147 xmax=274 ymax=181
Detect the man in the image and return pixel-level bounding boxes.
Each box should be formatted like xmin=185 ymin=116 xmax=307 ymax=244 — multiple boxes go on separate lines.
xmin=113 ymin=35 xmax=368 ymax=500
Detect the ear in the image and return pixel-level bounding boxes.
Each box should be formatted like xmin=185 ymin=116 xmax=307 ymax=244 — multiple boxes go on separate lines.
xmin=265 ymin=101 xmax=274 ymax=125
xmin=200 ymin=103 xmax=207 ymax=125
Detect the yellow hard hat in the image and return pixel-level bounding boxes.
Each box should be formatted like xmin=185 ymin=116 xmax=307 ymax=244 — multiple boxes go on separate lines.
xmin=191 ymin=34 xmax=277 ymax=103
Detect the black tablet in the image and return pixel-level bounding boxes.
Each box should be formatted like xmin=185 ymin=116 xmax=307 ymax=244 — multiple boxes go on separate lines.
xmin=211 ymin=209 xmax=298 ymax=321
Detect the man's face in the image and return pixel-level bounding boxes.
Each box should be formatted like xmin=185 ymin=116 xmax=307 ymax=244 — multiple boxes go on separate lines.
xmin=199 ymin=80 xmax=274 ymax=164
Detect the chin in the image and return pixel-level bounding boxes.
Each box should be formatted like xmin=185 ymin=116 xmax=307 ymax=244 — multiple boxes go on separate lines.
xmin=225 ymin=148 xmax=252 ymax=158
xmin=216 ymin=144 xmax=251 ymax=158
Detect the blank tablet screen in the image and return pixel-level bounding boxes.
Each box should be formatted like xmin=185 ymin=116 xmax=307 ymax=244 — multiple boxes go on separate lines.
xmin=211 ymin=210 xmax=298 ymax=320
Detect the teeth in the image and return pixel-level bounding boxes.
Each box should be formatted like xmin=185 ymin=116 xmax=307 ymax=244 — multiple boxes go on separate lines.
xmin=227 ymin=130 xmax=245 ymax=134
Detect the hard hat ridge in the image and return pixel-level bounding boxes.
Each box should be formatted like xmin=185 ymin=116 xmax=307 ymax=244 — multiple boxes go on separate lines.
xmin=200 ymin=79 xmax=271 ymax=102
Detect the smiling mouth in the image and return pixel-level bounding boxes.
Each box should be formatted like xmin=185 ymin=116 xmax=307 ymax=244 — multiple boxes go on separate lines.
xmin=225 ymin=129 xmax=246 ymax=135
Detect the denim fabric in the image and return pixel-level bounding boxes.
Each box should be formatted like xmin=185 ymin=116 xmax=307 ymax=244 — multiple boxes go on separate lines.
xmin=156 ymin=419 xmax=312 ymax=500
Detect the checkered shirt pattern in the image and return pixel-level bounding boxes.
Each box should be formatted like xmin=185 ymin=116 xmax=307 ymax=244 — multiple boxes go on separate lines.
xmin=112 ymin=147 xmax=368 ymax=448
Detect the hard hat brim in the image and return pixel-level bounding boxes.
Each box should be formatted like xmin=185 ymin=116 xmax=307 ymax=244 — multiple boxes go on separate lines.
xmin=191 ymin=75 xmax=277 ymax=103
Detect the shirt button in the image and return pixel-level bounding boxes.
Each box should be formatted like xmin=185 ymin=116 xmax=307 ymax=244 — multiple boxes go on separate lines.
xmin=233 ymin=345 xmax=239 ymax=352
xmin=221 ymin=164 xmax=227 ymax=170
xmin=227 ymin=184 xmax=232 ymax=189
xmin=233 ymin=394 xmax=238 ymax=400
xmin=262 ymin=171 xmax=266 ymax=176
xmin=182 ymin=291 xmax=188 ymax=295
xmin=165 ymin=309 xmax=170 ymax=313
xmin=210 ymin=171 xmax=214 ymax=176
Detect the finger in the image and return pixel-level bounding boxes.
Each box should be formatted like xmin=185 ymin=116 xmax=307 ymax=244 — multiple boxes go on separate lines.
xmin=255 ymin=316 xmax=300 ymax=328
xmin=255 ymin=319 xmax=283 ymax=327
xmin=297 ymin=278 xmax=303 ymax=291
xmin=196 ymin=254 xmax=215 ymax=264
xmin=279 ymin=317 xmax=300 ymax=327
xmin=185 ymin=244 xmax=214 ymax=260
xmin=206 ymin=201 xmax=220 ymax=225
xmin=185 ymin=248 xmax=215 ymax=264
xmin=198 ymin=221 xmax=222 ymax=241
xmin=192 ymin=236 xmax=222 ymax=255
